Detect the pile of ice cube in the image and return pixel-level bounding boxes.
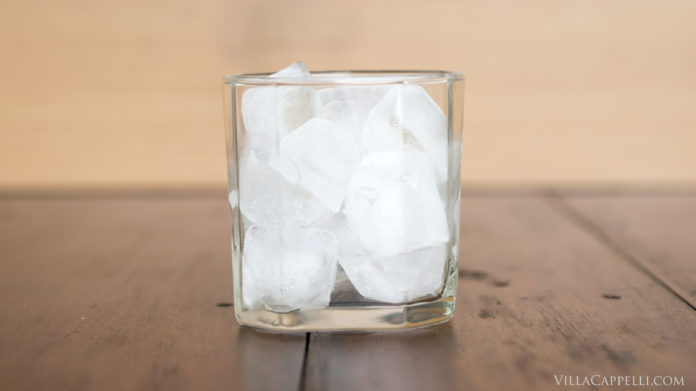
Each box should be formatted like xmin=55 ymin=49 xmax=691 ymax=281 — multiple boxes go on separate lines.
xmin=233 ymin=62 xmax=451 ymax=311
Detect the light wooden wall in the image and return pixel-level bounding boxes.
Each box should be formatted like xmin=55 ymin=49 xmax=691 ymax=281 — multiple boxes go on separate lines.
xmin=1 ymin=0 xmax=695 ymax=189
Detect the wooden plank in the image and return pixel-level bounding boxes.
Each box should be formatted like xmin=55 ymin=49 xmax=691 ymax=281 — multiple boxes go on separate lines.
xmin=561 ymin=196 xmax=696 ymax=308
xmin=304 ymin=198 xmax=696 ymax=391
xmin=0 ymin=199 xmax=306 ymax=391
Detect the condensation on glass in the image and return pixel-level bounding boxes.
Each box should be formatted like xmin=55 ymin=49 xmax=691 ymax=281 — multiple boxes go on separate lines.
xmin=223 ymin=68 xmax=464 ymax=332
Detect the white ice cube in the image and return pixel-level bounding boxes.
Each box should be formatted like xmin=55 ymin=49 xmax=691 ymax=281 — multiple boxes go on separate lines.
xmin=241 ymin=61 xmax=316 ymax=160
xmin=239 ymin=151 xmax=330 ymax=227
xmin=339 ymin=244 xmax=449 ymax=303
xmin=344 ymin=150 xmax=449 ymax=257
xmin=240 ymin=87 xmax=282 ymax=160
xmin=270 ymin=118 xmax=360 ymax=212
xmin=271 ymin=61 xmax=317 ymax=132
xmin=317 ymin=86 xmax=388 ymax=136
xmin=242 ymin=225 xmax=338 ymax=311
xmin=361 ymin=85 xmax=448 ymax=183
xmin=270 ymin=61 xmax=311 ymax=79
xmin=321 ymin=213 xmax=367 ymax=259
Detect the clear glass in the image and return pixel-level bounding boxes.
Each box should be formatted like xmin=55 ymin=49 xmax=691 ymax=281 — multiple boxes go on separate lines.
xmin=223 ymin=70 xmax=464 ymax=332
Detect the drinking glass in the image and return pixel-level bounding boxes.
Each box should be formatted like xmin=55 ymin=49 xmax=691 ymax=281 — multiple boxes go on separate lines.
xmin=223 ymin=70 xmax=464 ymax=332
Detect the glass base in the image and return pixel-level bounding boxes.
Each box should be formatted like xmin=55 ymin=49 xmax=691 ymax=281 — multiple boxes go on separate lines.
xmin=235 ymin=295 xmax=455 ymax=333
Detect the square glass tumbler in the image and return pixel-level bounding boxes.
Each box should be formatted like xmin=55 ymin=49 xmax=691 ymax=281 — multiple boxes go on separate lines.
xmin=223 ymin=70 xmax=464 ymax=332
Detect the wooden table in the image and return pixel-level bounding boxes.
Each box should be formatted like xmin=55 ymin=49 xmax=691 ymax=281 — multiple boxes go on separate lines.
xmin=1 ymin=191 xmax=694 ymax=390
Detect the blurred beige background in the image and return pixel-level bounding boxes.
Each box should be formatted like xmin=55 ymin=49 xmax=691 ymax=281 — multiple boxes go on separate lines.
xmin=1 ymin=0 xmax=694 ymax=190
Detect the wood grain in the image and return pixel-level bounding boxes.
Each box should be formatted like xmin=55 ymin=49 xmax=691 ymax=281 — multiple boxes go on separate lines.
xmin=0 ymin=199 xmax=305 ymax=391
xmin=304 ymin=197 xmax=696 ymax=391
xmin=561 ymin=196 xmax=696 ymax=308
xmin=1 ymin=196 xmax=695 ymax=391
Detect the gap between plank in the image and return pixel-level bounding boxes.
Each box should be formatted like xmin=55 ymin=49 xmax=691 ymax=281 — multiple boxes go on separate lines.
xmin=545 ymin=192 xmax=696 ymax=311
xmin=298 ymin=333 xmax=310 ymax=391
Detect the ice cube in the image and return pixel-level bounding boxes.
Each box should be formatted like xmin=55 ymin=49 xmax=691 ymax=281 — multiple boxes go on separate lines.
xmin=239 ymin=151 xmax=330 ymax=227
xmin=320 ymin=213 xmax=367 ymax=259
xmin=271 ymin=61 xmax=317 ymax=131
xmin=241 ymin=61 xmax=316 ymax=160
xmin=270 ymin=118 xmax=360 ymax=212
xmin=317 ymin=86 xmax=388 ymax=136
xmin=270 ymin=60 xmax=311 ymax=79
xmin=344 ymin=150 xmax=449 ymax=257
xmin=339 ymin=244 xmax=449 ymax=303
xmin=240 ymin=87 xmax=281 ymax=160
xmin=242 ymin=225 xmax=338 ymax=311
xmin=361 ymin=85 xmax=448 ymax=183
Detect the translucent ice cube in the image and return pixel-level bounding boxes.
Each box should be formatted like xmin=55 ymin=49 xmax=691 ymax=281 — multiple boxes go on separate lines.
xmin=344 ymin=150 xmax=449 ymax=257
xmin=317 ymin=86 xmax=388 ymax=136
xmin=240 ymin=87 xmax=282 ymax=160
xmin=361 ymin=85 xmax=448 ymax=183
xmin=270 ymin=118 xmax=360 ymax=212
xmin=271 ymin=61 xmax=317 ymax=132
xmin=339 ymin=243 xmax=449 ymax=303
xmin=242 ymin=225 xmax=338 ymax=311
xmin=320 ymin=213 xmax=366 ymax=259
xmin=241 ymin=61 xmax=316 ymax=160
xmin=239 ymin=151 xmax=330 ymax=226
xmin=270 ymin=60 xmax=311 ymax=79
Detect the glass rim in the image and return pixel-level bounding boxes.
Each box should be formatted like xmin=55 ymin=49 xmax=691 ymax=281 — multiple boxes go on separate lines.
xmin=223 ymin=70 xmax=464 ymax=86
